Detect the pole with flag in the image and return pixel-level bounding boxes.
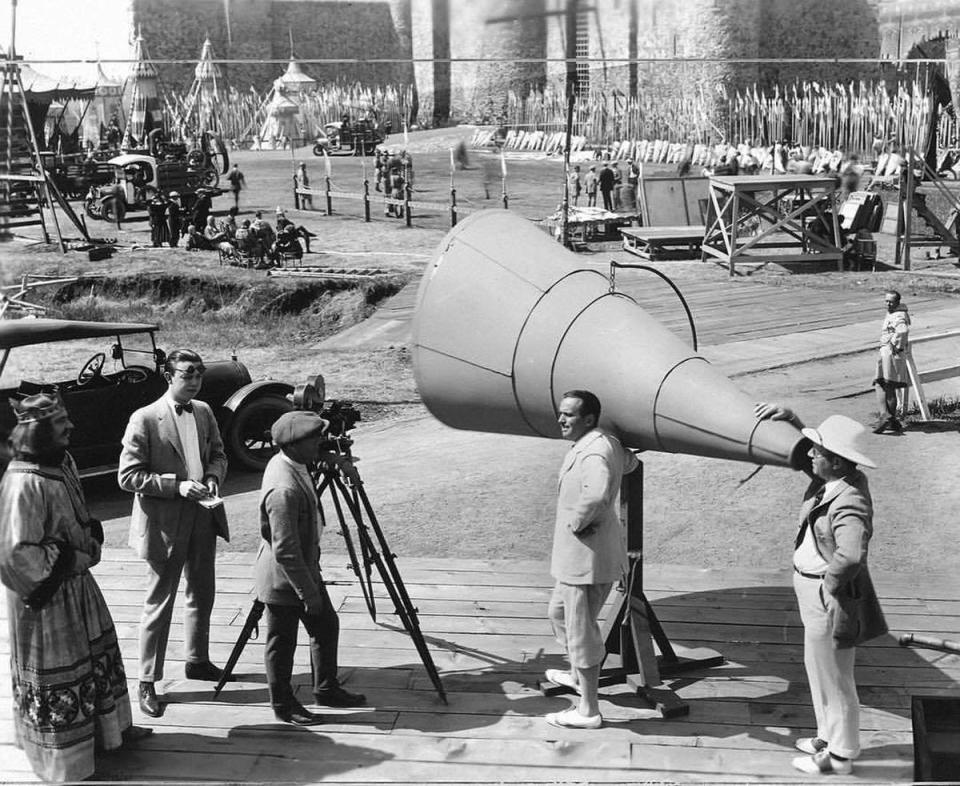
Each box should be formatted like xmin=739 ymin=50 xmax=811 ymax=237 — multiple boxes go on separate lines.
xmin=500 ymin=147 xmax=509 ymax=209
xmin=560 ymin=0 xmax=578 ymax=249
xmin=322 ymin=149 xmax=332 ymax=215
xmin=449 ymin=146 xmax=457 ymax=226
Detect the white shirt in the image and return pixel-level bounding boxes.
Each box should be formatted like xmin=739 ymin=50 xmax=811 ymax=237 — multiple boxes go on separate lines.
xmin=166 ymin=394 xmax=204 ymax=481
xmin=793 ymin=478 xmax=842 ymax=575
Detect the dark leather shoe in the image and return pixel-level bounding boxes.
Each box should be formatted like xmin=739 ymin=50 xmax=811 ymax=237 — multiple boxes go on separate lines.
xmin=313 ymin=684 xmax=366 ymax=707
xmin=184 ymin=661 xmax=235 ymax=682
xmin=275 ymin=703 xmax=325 ymax=726
xmin=138 ymin=682 xmax=163 ymax=718
xmin=122 ymin=725 xmax=154 ymax=744
xmin=871 ymin=418 xmax=891 ymax=434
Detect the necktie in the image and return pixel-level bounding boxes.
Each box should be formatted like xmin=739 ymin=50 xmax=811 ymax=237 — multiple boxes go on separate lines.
xmin=795 ymin=486 xmax=825 ymax=550
xmin=175 ymin=402 xmax=194 ymax=415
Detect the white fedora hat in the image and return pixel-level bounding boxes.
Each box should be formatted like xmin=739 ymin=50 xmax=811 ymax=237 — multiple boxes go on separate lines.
xmin=802 ymin=415 xmax=877 ymax=468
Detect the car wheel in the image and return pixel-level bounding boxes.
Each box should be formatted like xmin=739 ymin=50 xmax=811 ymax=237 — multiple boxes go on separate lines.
xmin=225 ymin=394 xmax=292 ymax=472
xmin=101 ymin=198 xmax=125 ymax=224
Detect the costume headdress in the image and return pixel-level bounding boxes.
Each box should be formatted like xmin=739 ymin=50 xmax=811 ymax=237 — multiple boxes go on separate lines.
xmin=9 ymin=391 xmax=66 ymax=424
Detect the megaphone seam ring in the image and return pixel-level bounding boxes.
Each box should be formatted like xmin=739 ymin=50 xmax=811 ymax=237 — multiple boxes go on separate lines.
xmin=511 ymin=271 xmax=622 ymax=438
xmin=546 ymin=291 xmax=641 ymax=437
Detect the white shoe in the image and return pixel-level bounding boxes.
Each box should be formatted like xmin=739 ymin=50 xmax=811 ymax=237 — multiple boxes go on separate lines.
xmin=795 ymin=737 xmax=829 ymax=755
xmin=792 ymin=750 xmax=853 ymax=775
xmin=544 ymin=669 xmax=579 ymax=693
xmin=545 ymin=707 xmax=602 ymax=729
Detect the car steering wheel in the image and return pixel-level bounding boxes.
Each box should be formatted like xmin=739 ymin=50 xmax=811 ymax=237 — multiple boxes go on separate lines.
xmin=116 ymin=367 xmax=150 ymax=384
xmin=77 ymin=352 xmax=106 ymax=386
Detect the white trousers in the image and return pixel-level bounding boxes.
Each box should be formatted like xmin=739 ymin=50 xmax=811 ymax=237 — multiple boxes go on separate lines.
xmin=793 ymin=572 xmax=860 ymax=759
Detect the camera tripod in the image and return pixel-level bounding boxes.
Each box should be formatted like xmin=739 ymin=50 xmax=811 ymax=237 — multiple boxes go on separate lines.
xmin=215 ymin=436 xmax=447 ymax=704
xmin=311 ymin=442 xmax=446 ymax=702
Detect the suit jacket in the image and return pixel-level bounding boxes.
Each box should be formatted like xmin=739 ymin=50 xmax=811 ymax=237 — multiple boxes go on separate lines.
xmin=798 ymin=471 xmax=887 ymax=647
xmin=254 ymin=452 xmax=322 ymax=607
xmin=551 ymin=429 xmax=637 ymax=585
xmin=119 ymin=396 xmax=229 ymax=562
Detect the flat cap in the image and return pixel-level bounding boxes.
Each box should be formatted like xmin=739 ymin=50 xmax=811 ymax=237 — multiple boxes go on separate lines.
xmin=271 ymin=411 xmax=328 ymax=447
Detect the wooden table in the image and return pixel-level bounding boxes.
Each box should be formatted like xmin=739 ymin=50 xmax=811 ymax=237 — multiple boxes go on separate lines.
xmin=544 ymin=208 xmax=641 ymax=248
xmin=620 ymin=225 xmax=706 ymax=261
xmin=702 ymin=174 xmax=842 ymax=275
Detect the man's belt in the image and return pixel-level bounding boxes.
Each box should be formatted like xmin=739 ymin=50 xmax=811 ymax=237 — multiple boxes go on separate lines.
xmin=794 ymin=566 xmax=825 ymax=580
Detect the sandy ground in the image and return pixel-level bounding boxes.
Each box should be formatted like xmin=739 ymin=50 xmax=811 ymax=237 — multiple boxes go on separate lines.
xmin=5 ymin=128 xmax=960 ymax=579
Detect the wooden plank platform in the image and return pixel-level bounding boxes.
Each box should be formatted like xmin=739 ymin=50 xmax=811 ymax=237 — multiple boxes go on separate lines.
xmin=3 ymin=553 xmax=958 ymax=782
xmin=621 ymin=226 xmax=706 ymax=261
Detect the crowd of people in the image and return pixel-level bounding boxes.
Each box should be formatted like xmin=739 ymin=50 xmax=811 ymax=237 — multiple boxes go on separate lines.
xmin=564 ymin=159 xmax=642 ymax=212
xmin=373 ymin=148 xmax=414 ymax=218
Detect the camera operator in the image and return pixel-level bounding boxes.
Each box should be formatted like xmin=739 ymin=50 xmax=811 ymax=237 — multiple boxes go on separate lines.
xmin=255 ymin=411 xmax=367 ymax=725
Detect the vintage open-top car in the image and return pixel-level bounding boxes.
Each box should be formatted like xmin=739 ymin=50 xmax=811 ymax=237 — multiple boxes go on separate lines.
xmin=312 ymin=117 xmax=391 ymax=157
xmin=0 ymin=318 xmax=294 ymax=476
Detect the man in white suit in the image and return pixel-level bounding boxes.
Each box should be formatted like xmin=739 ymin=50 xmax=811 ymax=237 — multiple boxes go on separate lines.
xmin=118 ymin=349 xmax=230 ymax=718
xmin=544 ymin=389 xmax=638 ymax=729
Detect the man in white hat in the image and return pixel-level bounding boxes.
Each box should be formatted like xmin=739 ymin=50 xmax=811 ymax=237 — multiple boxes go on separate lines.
xmin=755 ymin=404 xmax=887 ymax=776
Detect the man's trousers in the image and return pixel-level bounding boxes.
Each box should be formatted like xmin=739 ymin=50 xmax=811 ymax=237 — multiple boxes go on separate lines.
xmin=264 ymin=582 xmax=340 ymax=710
xmin=793 ymin=572 xmax=861 ymax=759
xmin=139 ymin=510 xmax=217 ymax=682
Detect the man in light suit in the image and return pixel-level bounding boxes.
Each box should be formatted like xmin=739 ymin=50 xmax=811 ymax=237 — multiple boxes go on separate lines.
xmin=118 ymin=349 xmax=230 ymax=718
xmin=756 ymin=404 xmax=887 ymax=776
xmin=255 ymin=411 xmax=366 ymax=725
xmin=543 ymin=390 xmax=638 ymax=730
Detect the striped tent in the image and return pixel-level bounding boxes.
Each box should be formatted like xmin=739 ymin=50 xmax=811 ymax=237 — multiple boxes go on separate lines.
xmin=183 ymin=37 xmax=224 ymax=136
xmin=257 ymin=88 xmax=300 ymax=149
xmin=121 ymin=30 xmax=162 ymax=147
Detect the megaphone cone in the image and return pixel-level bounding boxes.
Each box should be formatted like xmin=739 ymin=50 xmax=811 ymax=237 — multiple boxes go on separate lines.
xmin=411 ymin=210 xmax=806 ymax=469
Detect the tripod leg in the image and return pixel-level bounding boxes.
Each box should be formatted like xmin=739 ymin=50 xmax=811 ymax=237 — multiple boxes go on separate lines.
xmin=324 ymin=474 xmax=377 ymax=619
xmin=331 ymin=473 xmax=447 ymax=704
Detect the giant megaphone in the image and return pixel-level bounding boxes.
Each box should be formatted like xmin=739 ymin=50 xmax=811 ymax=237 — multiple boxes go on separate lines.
xmin=411 ymin=210 xmax=806 ymax=469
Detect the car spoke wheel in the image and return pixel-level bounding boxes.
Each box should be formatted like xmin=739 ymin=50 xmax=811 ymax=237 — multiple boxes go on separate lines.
xmin=225 ymin=394 xmax=292 ymax=472
xmin=84 ymin=197 xmax=103 ymax=220
xmin=101 ymin=198 xmax=125 ymax=224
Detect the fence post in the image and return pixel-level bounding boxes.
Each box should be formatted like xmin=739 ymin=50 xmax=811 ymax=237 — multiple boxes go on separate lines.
xmin=404 ymin=184 xmax=412 ymax=227
xmin=450 ymin=186 xmax=457 ymax=227
xmin=293 ymin=174 xmax=300 ymax=210
xmin=502 ymin=177 xmax=509 ymax=210
xmin=325 ymin=176 xmax=333 ymax=216
xmin=363 ymin=178 xmax=371 ymax=222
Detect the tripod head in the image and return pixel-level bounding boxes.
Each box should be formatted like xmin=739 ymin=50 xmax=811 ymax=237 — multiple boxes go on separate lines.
xmin=291 ymin=377 xmax=362 ymax=459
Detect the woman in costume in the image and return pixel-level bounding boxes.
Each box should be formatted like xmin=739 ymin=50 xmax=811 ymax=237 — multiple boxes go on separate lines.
xmin=0 ymin=392 xmax=150 ymax=781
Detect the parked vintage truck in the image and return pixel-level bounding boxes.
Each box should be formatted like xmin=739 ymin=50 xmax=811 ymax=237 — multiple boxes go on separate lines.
xmin=83 ymin=131 xmax=229 ymax=223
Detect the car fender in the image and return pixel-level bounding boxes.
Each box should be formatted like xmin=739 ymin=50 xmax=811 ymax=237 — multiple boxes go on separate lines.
xmin=220 ymin=380 xmax=295 ymax=420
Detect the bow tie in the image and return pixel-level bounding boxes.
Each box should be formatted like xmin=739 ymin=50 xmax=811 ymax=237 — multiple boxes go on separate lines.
xmin=174 ymin=402 xmax=194 ymax=415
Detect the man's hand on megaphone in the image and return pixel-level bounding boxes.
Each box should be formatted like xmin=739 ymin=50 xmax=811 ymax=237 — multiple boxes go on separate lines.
xmin=754 ymin=401 xmax=802 ymax=426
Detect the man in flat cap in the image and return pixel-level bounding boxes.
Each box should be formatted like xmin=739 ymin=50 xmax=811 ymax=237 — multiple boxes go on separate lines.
xmin=256 ymin=411 xmax=367 ymax=725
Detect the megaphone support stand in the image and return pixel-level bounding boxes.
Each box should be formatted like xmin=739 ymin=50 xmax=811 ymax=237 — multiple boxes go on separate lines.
xmin=541 ymin=461 xmax=724 ymax=719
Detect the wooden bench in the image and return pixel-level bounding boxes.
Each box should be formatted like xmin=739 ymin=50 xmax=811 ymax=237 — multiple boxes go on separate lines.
xmin=620 ymin=225 xmax=706 ymax=261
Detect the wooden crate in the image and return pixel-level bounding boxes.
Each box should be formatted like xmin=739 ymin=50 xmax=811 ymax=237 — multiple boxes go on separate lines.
xmin=912 ymin=695 xmax=960 ymax=781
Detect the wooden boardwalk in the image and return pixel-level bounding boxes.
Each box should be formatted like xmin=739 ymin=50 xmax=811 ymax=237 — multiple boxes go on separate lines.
xmin=3 ymin=552 xmax=959 ymax=783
